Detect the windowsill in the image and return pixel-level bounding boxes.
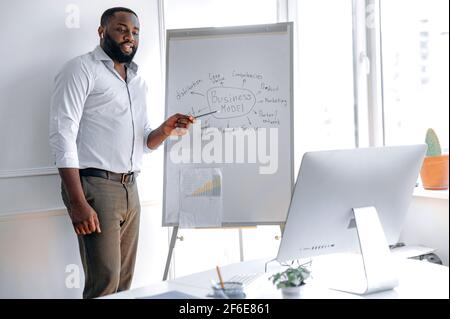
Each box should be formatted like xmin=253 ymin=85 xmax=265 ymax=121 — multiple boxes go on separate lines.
xmin=413 ymin=187 xmax=449 ymax=201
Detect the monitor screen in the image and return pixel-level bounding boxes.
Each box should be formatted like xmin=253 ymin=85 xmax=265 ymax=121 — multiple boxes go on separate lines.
xmin=277 ymin=145 xmax=427 ymax=263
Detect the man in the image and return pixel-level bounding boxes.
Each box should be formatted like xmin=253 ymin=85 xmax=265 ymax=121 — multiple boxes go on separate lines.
xmin=49 ymin=7 xmax=194 ymax=298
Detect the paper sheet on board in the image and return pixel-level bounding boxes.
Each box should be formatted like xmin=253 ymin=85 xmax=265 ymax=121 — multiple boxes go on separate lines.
xmin=179 ymin=168 xmax=223 ymax=228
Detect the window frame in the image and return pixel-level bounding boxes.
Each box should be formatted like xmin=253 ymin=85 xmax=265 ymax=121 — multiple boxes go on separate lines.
xmin=351 ymin=0 xmax=385 ymax=147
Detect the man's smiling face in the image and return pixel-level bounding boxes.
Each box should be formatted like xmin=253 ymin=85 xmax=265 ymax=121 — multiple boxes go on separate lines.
xmin=100 ymin=11 xmax=140 ymax=63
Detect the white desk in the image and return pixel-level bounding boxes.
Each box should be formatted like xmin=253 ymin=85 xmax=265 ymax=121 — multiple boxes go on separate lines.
xmin=104 ymin=256 xmax=449 ymax=299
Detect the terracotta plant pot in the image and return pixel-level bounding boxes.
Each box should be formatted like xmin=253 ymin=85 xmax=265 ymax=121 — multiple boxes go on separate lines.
xmin=420 ymin=154 xmax=449 ymax=190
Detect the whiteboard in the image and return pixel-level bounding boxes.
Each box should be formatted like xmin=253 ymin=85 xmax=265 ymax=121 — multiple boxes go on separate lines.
xmin=162 ymin=23 xmax=294 ymax=227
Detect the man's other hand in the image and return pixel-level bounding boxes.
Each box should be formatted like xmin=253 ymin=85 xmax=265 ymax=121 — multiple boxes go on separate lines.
xmin=69 ymin=201 xmax=102 ymax=235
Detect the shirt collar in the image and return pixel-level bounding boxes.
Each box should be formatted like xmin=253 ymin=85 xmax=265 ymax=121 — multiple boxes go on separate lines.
xmin=93 ymin=45 xmax=139 ymax=73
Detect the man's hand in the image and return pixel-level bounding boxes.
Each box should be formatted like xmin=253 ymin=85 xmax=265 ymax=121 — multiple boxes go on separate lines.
xmin=68 ymin=201 xmax=101 ymax=235
xmin=161 ymin=113 xmax=195 ymax=136
xmin=59 ymin=168 xmax=101 ymax=236
xmin=147 ymin=113 xmax=195 ymax=150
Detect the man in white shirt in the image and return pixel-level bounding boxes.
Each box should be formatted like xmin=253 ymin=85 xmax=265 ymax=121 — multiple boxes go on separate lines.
xmin=49 ymin=7 xmax=194 ymax=298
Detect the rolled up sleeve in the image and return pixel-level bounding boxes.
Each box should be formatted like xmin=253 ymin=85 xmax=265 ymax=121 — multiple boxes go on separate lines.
xmin=142 ymin=83 xmax=154 ymax=153
xmin=49 ymin=58 xmax=91 ymax=168
xmin=143 ymin=123 xmax=154 ymax=153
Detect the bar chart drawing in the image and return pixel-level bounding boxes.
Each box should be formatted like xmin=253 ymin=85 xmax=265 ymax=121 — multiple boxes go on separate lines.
xmin=179 ymin=168 xmax=224 ymax=228
xmin=188 ymin=174 xmax=221 ymax=197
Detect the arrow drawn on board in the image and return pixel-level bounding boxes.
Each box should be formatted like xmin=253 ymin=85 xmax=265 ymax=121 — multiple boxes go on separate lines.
xmin=191 ymin=91 xmax=205 ymax=97
xmin=247 ymin=116 xmax=252 ymax=125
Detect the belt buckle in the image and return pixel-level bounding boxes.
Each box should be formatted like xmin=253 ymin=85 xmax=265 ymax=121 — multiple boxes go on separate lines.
xmin=121 ymin=173 xmax=133 ymax=184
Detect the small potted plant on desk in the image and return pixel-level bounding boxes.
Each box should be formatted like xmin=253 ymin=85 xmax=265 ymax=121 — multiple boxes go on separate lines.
xmin=420 ymin=128 xmax=449 ymax=190
xmin=269 ymin=262 xmax=311 ymax=298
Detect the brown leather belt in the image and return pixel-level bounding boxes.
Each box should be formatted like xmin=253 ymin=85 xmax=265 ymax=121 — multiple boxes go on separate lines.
xmin=79 ymin=168 xmax=135 ymax=184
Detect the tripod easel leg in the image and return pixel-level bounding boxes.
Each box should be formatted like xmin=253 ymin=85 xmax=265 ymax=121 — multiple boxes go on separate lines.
xmin=163 ymin=226 xmax=179 ymax=281
xmin=279 ymin=223 xmax=285 ymax=236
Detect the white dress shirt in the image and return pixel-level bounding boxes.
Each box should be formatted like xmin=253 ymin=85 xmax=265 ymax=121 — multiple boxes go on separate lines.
xmin=49 ymin=46 xmax=153 ymax=173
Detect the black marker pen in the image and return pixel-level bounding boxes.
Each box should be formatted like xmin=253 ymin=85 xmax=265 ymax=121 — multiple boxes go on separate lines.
xmin=194 ymin=110 xmax=219 ymax=119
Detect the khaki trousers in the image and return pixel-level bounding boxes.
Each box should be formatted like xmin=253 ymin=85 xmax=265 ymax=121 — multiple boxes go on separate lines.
xmin=61 ymin=175 xmax=140 ymax=299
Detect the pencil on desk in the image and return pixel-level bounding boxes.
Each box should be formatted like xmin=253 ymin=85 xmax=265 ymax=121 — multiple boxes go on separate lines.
xmin=216 ymin=265 xmax=225 ymax=289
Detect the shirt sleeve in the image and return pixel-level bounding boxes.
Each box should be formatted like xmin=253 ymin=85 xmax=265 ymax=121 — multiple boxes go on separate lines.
xmin=143 ymin=121 xmax=154 ymax=153
xmin=143 ymin=83 xmax=154 ymax=153
xmin=49 ymin=58 xmax=92 ymax=168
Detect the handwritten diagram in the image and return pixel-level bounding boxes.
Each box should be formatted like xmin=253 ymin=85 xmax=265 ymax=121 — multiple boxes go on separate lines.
xmin=207 ymin=87 xmax=256 ymax=119
xmin=174 ymin=70 xmax=287 ymax=132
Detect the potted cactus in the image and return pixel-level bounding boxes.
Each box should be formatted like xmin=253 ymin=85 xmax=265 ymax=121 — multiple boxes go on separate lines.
xmin=420 ymin=128 xmax=449 ymax=190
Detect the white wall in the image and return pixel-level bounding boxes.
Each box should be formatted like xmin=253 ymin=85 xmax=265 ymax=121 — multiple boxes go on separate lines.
xmin=0 ymin=210 xmax=80 ymax=298
xmin=0 ymin=0 xmax=168 ymax=298
xmin=0 ymin=203 xmax=168 ymax=298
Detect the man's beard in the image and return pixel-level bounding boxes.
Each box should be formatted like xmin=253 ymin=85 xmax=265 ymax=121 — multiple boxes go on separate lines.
xmin=102 ymin=32 xmax=137 ymax=63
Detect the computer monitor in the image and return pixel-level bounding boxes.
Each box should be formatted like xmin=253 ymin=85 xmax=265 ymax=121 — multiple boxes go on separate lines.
xmin=276 ymin=144 xmax=427 ymax=294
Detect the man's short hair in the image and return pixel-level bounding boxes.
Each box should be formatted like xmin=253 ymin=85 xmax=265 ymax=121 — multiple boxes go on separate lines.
xmin=100 ymin=7 xmax=138 ymax=27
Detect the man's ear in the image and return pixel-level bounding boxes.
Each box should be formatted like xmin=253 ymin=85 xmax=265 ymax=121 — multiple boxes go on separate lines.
xmin=98 ymin=26 xmax=104 ymax=39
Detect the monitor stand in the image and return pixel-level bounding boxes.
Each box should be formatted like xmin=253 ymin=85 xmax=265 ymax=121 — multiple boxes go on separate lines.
xmin=326 ymin=206 xmax=399 ymax=295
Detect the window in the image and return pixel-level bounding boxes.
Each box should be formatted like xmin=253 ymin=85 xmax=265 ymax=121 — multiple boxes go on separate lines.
xmin=380 ymin=0 xmax=449 ymax=151
xmin=291 ymin=0 xmax=356 ymax=173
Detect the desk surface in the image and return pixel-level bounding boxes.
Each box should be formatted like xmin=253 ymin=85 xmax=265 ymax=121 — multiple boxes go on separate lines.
xmin=104 ymin=256 xmax=449 ymax=299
